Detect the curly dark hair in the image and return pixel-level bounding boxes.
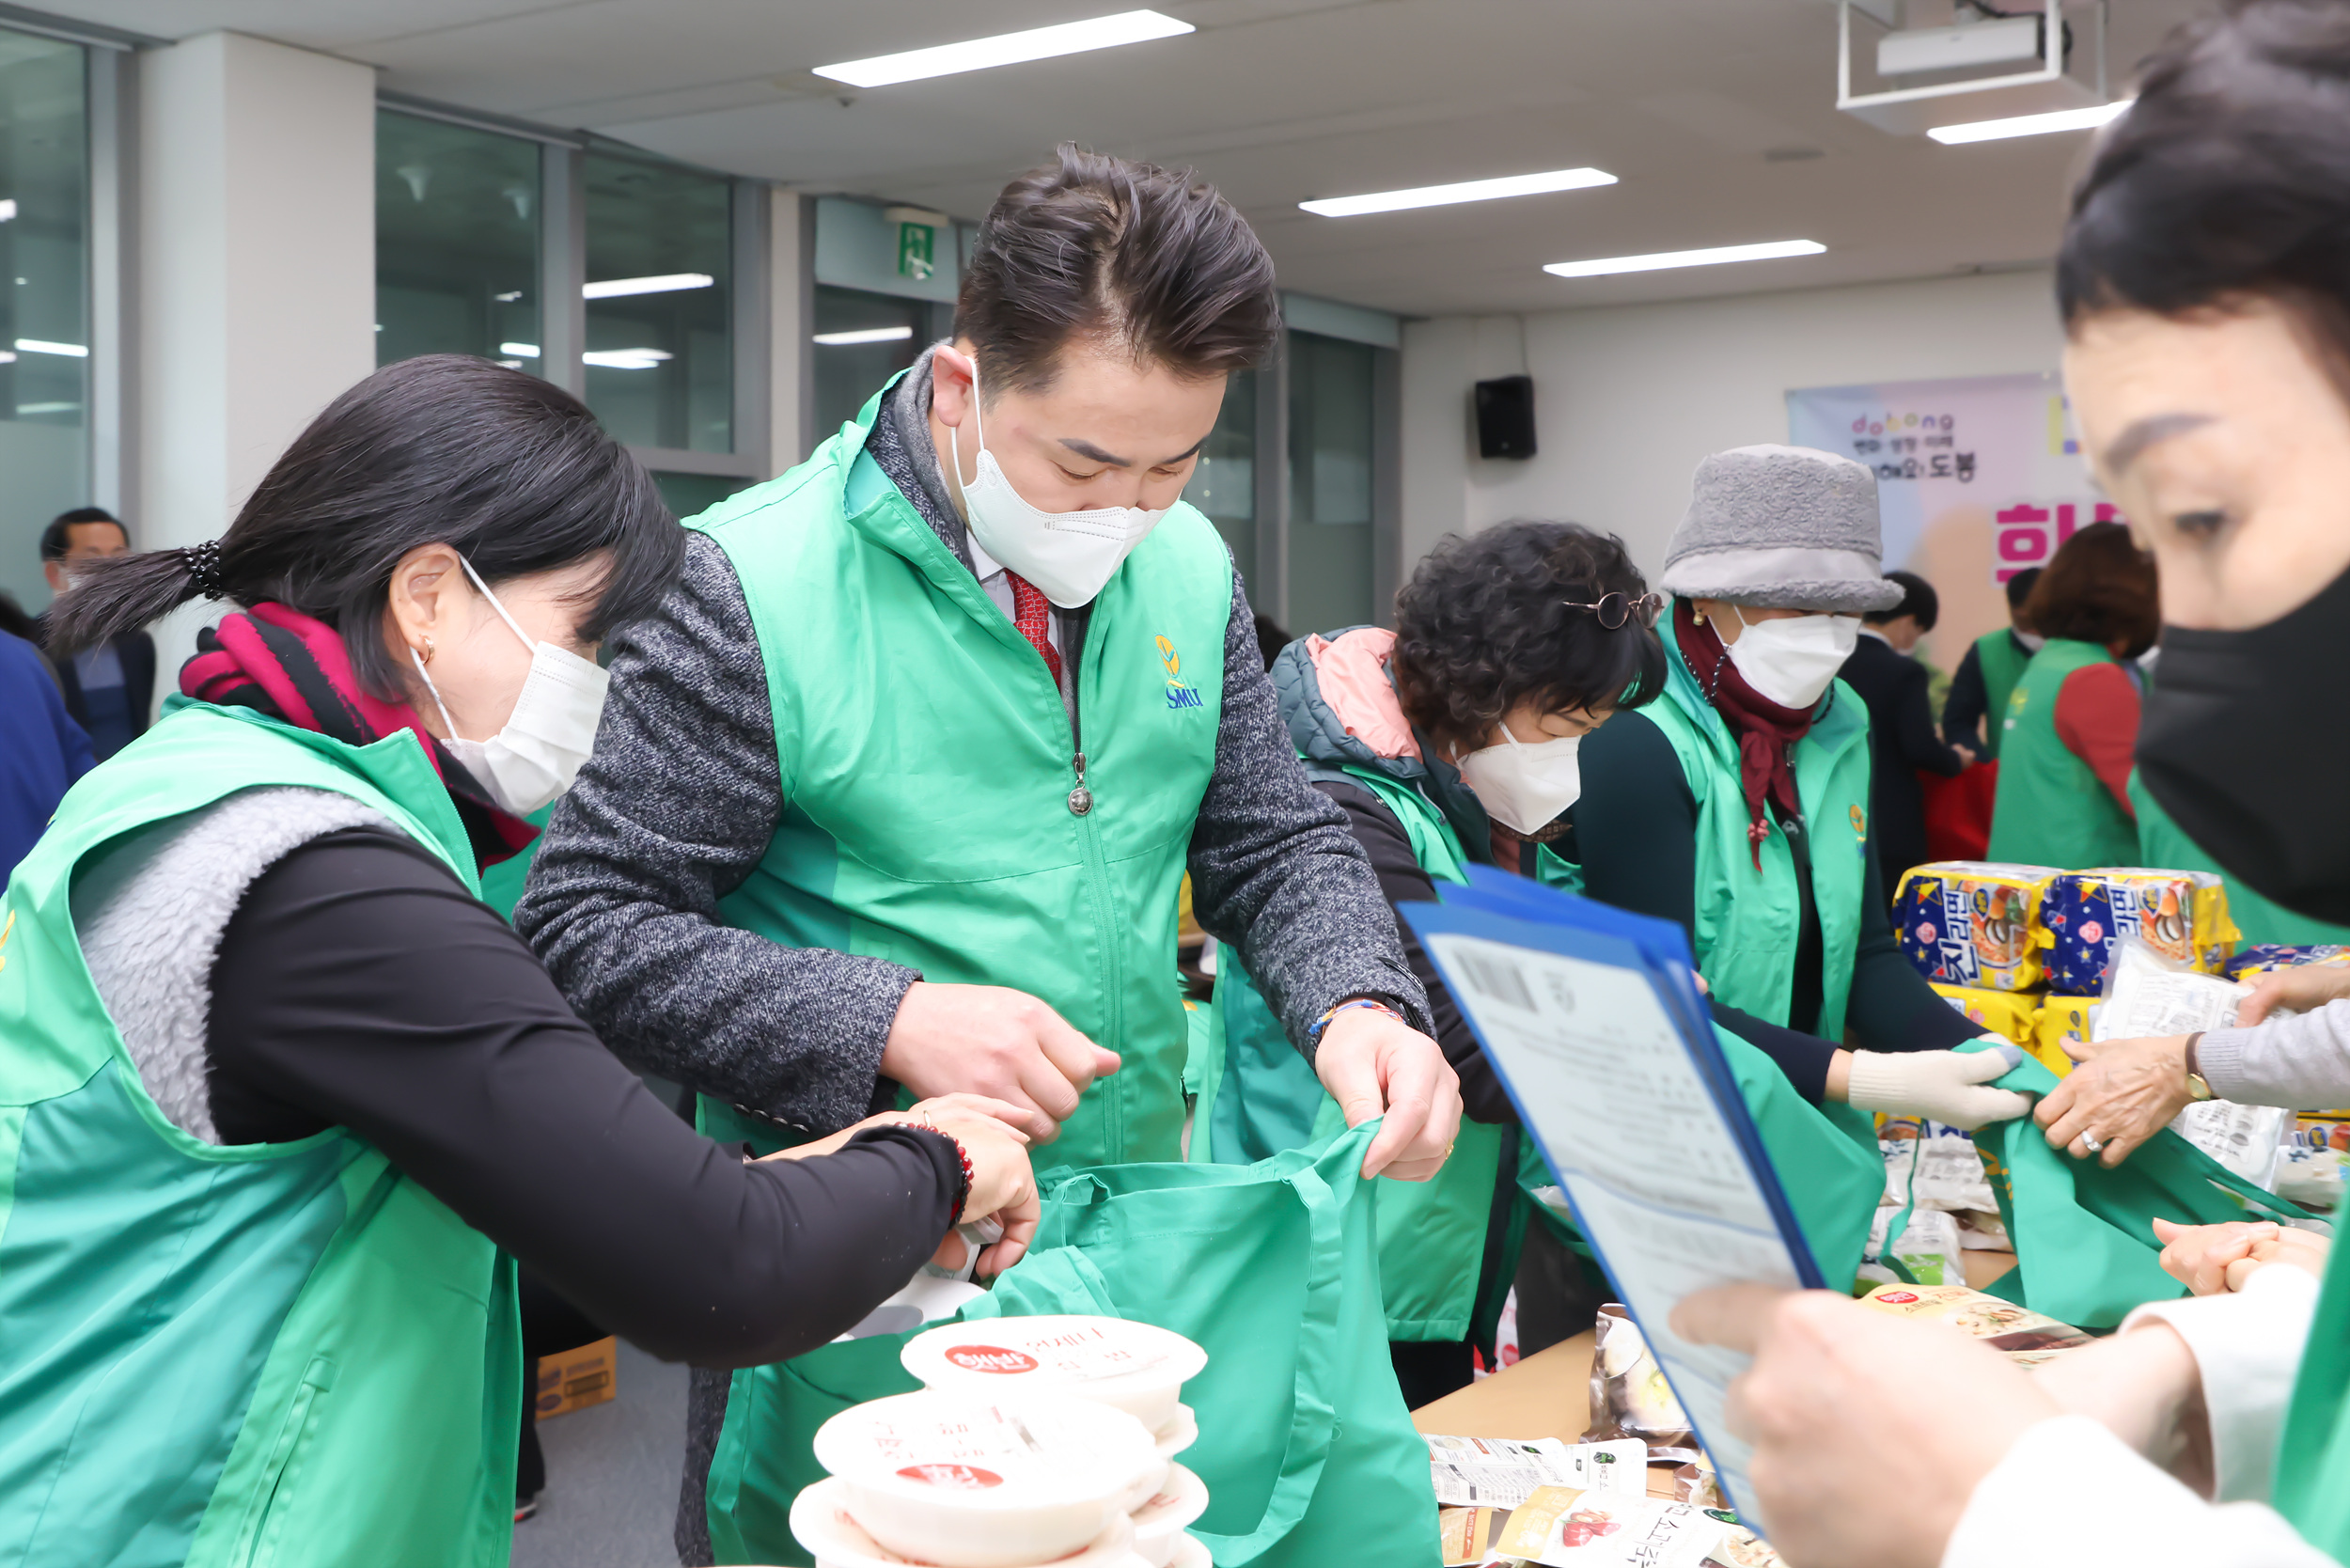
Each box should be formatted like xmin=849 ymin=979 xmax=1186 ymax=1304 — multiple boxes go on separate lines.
xmin=1390 ymin=521 xmax=1668 ymax=758
xmin=2023 ymin=522 xmax=2160 ymax=658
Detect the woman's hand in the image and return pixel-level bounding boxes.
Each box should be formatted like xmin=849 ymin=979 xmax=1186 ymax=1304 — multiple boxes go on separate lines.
xmin=1839 ymin=1044 xmax=2032 ymax=1129
xmin=2153 ymin=1216 xmax=2331 ymax=1295
xmin=2033 ymin=1033 xmax=2192 ymax=1167
xmin=1671 ymin=1284 xmax=2059 ymax=1568
xmin=901 ymin=1095 xmax=1041 ymax=1279
xmin=2237 ymin=963 xmax=2350 ymax=1026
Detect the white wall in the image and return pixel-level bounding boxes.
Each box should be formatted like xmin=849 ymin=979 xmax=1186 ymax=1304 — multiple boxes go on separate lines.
xmin=137 ymin=31 xmax=377 ymax=690
xmin=1401 ymin=268 xmax=2067 ymax=586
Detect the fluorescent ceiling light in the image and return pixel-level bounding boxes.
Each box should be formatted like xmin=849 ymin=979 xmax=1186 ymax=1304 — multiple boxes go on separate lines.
xmin=583 ymin=348 xmax=673 ymax=369
xmin=0 ymin=351 xmax=14 ymax=364
xmin=0 ymin=199 xmax=16 ymax=222
xmin=583 ymin=273 xmax=713 ymax=300
xmin=1928 ymin=100 xmax=2132 ymax=145
xmin=1544 ymin=240 xmax=1825 ymax=278
xmin=1301 ymin=167 xmax=1616 ymax=218
xmin=499 ymin=341 xmax=542 ymax=357
xmin=813 ymin=325 xmax=916 ymax=346
xmin=14 ymin=337 xmax=86 ymax=356
xmin=813 ymin=9 xmax=1193 ymax=88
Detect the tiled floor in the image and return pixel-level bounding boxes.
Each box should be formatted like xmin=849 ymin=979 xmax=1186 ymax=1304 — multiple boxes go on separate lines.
xmin=511 ymin=1340 xmax=691 ymax=1568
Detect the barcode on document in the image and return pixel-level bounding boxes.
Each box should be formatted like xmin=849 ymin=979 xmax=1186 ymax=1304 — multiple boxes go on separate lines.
xmin=1454 ymin=949 xmax=1537 ymax=1011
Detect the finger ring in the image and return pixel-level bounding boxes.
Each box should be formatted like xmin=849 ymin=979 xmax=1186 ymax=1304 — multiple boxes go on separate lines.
xmin=2081 ymin=1134 xmax=2105 ymax=1154
xmin=1445 ymin=1139 xmax=1457 ymax=1158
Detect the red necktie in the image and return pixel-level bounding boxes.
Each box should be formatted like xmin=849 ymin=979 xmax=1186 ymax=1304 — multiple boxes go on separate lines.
xmin=1008 ymin=571 xmax=1062 ymax=685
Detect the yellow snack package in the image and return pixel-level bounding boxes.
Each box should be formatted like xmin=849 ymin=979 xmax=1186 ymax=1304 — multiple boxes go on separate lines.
xmin=1894 ymin=861 xmax=2062 ymax=993
xmin=2027 ymin=996 xmax=2100 ymax=1079
xmin=2041 ymin=867 xmax=2241 ymax=993
xmin=1928 ymin=982 xmax=2039 ymax=1048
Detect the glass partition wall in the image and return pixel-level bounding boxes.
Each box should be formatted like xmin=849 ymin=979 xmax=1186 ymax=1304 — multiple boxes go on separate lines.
xmin=374 ymin=113 xmax=540 ymax=370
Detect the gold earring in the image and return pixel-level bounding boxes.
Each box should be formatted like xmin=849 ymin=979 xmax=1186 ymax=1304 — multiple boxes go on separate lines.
xmin=420 ymin=635 xmax=434 ymax=665
xmin=1691 ymin=609 xmax=1706 ymax=625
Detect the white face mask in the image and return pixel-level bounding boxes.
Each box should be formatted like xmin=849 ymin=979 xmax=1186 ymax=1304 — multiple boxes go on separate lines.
xmin=948 ymin=366 xmax=1169 ymax=608
xmin=1457 ymin=729 xmax=1584 ymax=837
xmin=409 ymin=556 xmax=610 ymax=816
xmin=1723 ymin=606 xmax=1859 ymax=710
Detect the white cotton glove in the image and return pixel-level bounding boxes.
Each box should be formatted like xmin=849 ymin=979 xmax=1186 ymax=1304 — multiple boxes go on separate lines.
xmin=1845 ymin=1043 xmax=2032 ymax=1131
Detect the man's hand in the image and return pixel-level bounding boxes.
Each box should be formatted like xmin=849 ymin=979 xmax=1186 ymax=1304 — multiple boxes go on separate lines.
xmin=881 ymin=982 xmax=1120 ymax=1144
xmin=2238 ymin=963 xmax=2350 ymax=1026
xmin=1313 ymin=1002 xmax=1462 ymax=1181
xmin=2034 ymin=1033 xmax=2192 ymax=1168
xmin=1670 ymin=1284 xmax=2059 ymax=1568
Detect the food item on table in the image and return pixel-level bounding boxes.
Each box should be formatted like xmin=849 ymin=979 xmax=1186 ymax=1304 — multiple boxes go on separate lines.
xmin=1128 ymin=1463 xmax=1208 ymax=1568
xmin=1152 ymin=1403 xmax=1198 ymax=1461
xmin=901 ymin=1314 xmax=1207 ymax=1435
xmin=2028 ymin=996 xmax=2099 ymax=1078
xmin=2225 ymin=944 xmax=2350 ymax=981
xmin=1928 ymin=982 xmax=2039 ymax=1048
xmin=809 ymin=1389 xmax=1156 ymax=1568
xmin=2039 ymin=869 xmax=2237 ymax=995
xmin=1894 ymin=862 xmax=2062 ymax=992
xmin=1856 ymin=1283 xmax=2092 ymax=1362
xmin=1584 ymin=1306 xmax=1698 ymax=1462
xmin=1876 ymin=1122 xmax=1998 ymax=1213
xmin=1490 ymin=1486 xmax=1729 ymax=1567
xmin=1705 ymin=1524 xmax=1788 ymax=1567
xmin=1859 ymin=1205 xmax=1964 ymax=1288
xmin=1440 ymin=1504 xmax=1512 ymax=1567
xmin=790 ymin=1475 xmax=1139 ymax=1568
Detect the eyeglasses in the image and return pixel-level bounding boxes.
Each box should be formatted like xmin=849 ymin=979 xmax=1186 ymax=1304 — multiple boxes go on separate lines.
xmin=1561 ymin=592 xmax=1664 ymax=630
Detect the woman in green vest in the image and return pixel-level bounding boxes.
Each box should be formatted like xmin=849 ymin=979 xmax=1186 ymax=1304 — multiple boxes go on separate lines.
xmin=1672 ymin=8 xmax=2350 ymax=1558
xmin=1576 ymin=445 xmax=2031 ymax=1130
xmin=0 ymin=355 xmax=1035 ymax=1568
xmin=1985 ymin=522 xmax=2160 ymax=870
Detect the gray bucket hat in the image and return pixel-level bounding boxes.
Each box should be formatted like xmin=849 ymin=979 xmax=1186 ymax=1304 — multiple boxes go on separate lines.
xmin=1657 ymin=444 xmax=1904 ymax=615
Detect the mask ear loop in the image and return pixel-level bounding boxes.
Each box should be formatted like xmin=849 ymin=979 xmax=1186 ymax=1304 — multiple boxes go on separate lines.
xmin=409 ymin=646 xmax=466 ymax=742
xmin=946 ymin=356 xmax=985 ymax=500
xmin=455 ymin=553 xmax=539 ymax=653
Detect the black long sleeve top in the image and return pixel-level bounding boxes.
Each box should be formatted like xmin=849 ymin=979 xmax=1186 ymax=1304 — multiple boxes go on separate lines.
xmin=206 ymin=827 xmax=963 ymax=1368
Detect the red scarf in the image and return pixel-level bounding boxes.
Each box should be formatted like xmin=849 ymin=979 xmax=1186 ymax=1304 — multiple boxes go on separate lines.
xmin=1674 ymin=597 xmax=1817 ymax=867
xmin=181 ymin=602 xmax=539 ymax=868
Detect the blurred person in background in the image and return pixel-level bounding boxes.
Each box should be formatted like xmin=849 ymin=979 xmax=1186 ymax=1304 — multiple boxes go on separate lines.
xmin=1942 ymin=564 xmax=2044 ymax=759
xmin=1985 ymin=522 xmax=2159 ymax=870
xmin=1841 ymin=568 xmax=1972 ymax=896
xmin=0 ymin=621 xmax=90 ymax=873
xmin=38 ymin=506 xmax=154 ymax=760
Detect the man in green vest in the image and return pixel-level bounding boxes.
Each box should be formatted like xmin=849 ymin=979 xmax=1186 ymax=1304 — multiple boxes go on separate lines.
xmin=1940 ymin=564 xmax=2042 ymax=760
xmin=514 ymin=147 xmax=1461 ymax=1561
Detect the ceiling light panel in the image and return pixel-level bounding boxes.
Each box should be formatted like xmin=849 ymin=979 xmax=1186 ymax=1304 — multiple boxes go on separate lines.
xmin=1926 ymin=101 xmax=2132 ymax=145
xmin=583 ymin=273 xmax=715 ymax=299
xmin=1543 ymin=240 xmax=1825 ymax=278
xmin=813 ymin=10 xmax=1194 ymax=89
xmin=812 ymin=326 xmax=916 ymax=346
xmin=1300 ymin=167 xmax=1617 ymax=218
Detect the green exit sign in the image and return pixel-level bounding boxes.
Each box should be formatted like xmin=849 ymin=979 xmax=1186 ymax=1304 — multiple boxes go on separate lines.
xmin=897 ymin=222 xmax=934 ymax=282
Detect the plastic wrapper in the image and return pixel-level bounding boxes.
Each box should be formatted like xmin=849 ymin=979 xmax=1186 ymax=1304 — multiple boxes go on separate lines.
xmin=2277 ymin=1146 xmax=2343 ymax=1211
xmin=1489 ymin=1487 xmax=1731 ymax=1568
xmin=1877 ymin=1121 xmax=1998 ymax=1213
xmin=2225 ymin=945 xmax=2350 ymax=981
xmin=1928 ymin=982 xmax=2039 ymax=1047
xmin=1583 ymin=1306 xmax=1699 ymax=1462
xmin=1856 ymin=1282 xmax=2092 ymax=1364
xmin=1894 ymin=861 xmax=2061 ymax=992
xmin=1426 ymin=1436 xmax=1644 ymax=1510
xmin=1859 ymin=1205 xmax=1965 ymax=1287
xmin=2091 ymin=940 xmax=2289 ymax=1188
xmin=2028 ymin=996 xmax=2100 ymax=1079
xmin=1705 ymin=1527 xmax=1787 ymax=1568
xmin=2040 ymin=868 xmax=2238 ymax=995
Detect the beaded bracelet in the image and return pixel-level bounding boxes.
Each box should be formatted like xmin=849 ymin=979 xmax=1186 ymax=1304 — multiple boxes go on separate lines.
xmin=908 ymin=1113 xmax=976 ymax=1224
xmin=1309 ymin=996 xmax=1407 ymax=1043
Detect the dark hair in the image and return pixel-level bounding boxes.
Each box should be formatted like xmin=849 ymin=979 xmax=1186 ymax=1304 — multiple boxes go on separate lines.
xmin=49 ymin=355 xmax=683 ymax=697
xmin=1251 ymin=610 xmax=1291 ymax=673
xmin=1866 ymin=570 xmax=1940 ymax=630
xmin=1390 ymin=521 xmax=1668 ymax=758
xmin=40 ymin=506 xmax=127 ymax=560
xmin=2004 ymin=566 xmax=2043 ymax=615
xmin=957 ymin=144 xmax=1280 ymax=397
xmin=2058 ymin=0 xmax=2350 ymax=377
xmin=0 ymin=588 xmax=39 ymax=644
xmin=2022 ymin=522 xmax=2160 ymax=657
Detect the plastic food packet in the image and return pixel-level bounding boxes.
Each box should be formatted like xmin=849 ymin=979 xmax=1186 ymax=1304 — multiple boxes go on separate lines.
xmin=2093 ymin=940 xmax=2292 ymax=1188
xmin=1953 ymin=1208 xmax=2012 ymax=1251
xmin=1426 ymin=1435 xmax=1644 ymax=1509
xmin=2226 ymin=945 xmax=2350 ymax=981
xmin=2040 ymin=868 xmax=2238 ymax=995
xmin=1438 ymin=1504 xmax=1512 ymax=1566
xmin=1705 ymin=1526 xmax=1788 ymax=1568
xmin=1894 ymin=862 xmax=2062 ymax=992
xmin=1856 ymin=1282 xmax=2092 ymax=1362
xmin=1928 ymin=982 xmax=2039 ymax=1047
xmin=1859 ymin=1206 xmax=1965 ymax=1288
xmin=2277 ymin=1146 xmax=2344 ymax=1212
xmin=1876 ymin=1122 xmax=1998 ymax=1213
xmin=1489 ymin=1486 xmax=1730 ymax=1568
xmin=2028 ymin=996 xmax=2100 ymax=1078
xmin=1584 ymin=1306 xmax=1698 ymax=1461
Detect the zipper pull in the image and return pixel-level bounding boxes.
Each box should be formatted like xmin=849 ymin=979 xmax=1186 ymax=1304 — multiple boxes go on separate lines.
xmin=1068 ymin=751 xmax=1093 ymax=817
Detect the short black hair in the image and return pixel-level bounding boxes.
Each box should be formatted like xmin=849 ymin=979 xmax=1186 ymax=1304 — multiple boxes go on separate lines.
xmin=2024 ymin=522 xmax=2160 ymax=657
xmin=2059 ymin=0 xmax=2350 ymax=382
xmin=957 ymin=145 xmax=1280 ymax=397
xmin=1390 ymin=521 xmax=1667 ymax=759
xmin=2004 ymin=566 xmax=2043 ymax=614
xmin=40 ymin=506 xmax=127 ymax=560
xmin=1866 ymin=570 xmax=1939 ymax=631
xmin=48 ymin=356 xmax=684 ymax=692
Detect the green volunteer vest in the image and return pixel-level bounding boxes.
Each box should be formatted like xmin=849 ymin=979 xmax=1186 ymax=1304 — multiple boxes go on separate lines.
xmin=0 ymin=700 xmax=520 ymax=1568
xmin=1986 ymin=639 xmax=2138 ymax=870
xmin=686 ymin=382 xmax=1232 ymax=1168
xmin=1969 ymin=629 xmax=2030 ymax=760
xmin=2130 ymin=771 xmax=2350 ymax=949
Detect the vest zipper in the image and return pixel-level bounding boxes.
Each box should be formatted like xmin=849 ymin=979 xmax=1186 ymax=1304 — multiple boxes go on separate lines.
xmin=1062 ymin=625 xmax=1124 ymax=1156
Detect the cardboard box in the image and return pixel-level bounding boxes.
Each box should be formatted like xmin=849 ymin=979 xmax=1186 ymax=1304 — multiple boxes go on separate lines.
xmin=535 ymin=1336 xmax=618 ymax=1420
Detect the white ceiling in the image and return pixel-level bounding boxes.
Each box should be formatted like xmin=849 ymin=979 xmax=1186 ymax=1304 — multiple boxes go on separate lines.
xmin=40 ymin=0 xmax=2208 ymax=316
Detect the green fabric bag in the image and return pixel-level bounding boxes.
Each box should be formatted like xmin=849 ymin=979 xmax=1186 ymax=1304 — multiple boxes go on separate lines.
xmin=2274 ymin=1226 xmax=2350 ymax=1558
xmin=1957 ymin=1040 xmax=2311 ymax=1328
xmin=707 ymin=1121 xmax=1437 ymax=1568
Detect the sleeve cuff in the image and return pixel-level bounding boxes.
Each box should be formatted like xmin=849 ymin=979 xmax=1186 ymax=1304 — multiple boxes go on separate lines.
xmin=2120 ymin=1263 xmax=2323 ymax=1503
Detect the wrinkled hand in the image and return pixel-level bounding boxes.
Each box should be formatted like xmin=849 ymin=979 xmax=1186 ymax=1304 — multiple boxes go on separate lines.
xmin=1841 ymin=1044 xmax=2032 ymax=1130
xmin=2034 ymin=1033 xmax=2191 ymax=1168
xmin=1670 ymin=1284 xmax=2059 ymax=1568
xmin=2153 ymin=1216 xmax=2331 ymax=1296
xmin=2237 ymin=963 xmax=2350 ymax=1026
xmin=1313 ymin=1003 xmax=1462 ymax=1181
xmin=881 ymin=981 xmax=1120 ymax=1143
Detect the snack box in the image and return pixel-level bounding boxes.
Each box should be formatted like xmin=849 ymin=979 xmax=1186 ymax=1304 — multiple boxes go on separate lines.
xmin=790 ymin=1476 xmax=1138 ymax=1568
xmin=2039 ymin=868 xmax=2237 ymax=995
xmin=1894 ymin=862 xmax=2062 ymax=993
xmin=809 ymin=1390 xmax=1158 ymax=1568
xmin=2027 ymin=996 xmax=2100 ymax=1079
xmin=1856 ymin=1283 xmax=2092 ymax=1362
xmin=1130 ymin=1464 xmax=1209 ymax=1568
xmin=2225 ymin=944 xmax=2350 ymax=981
xmin=1928 ymin=983 xmax=2038 ymax=1049
xmin=902 ymin=1315 xmax=1208 ymax=1436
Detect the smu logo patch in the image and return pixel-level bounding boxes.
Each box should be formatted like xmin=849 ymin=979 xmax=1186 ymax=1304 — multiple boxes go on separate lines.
xmin=1158 ymin=635 xmax=1204 ymax=711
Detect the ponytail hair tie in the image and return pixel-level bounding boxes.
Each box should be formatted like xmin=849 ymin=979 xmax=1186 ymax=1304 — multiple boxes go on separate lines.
xmin=184 ymin=540 xmax=226 ymax=600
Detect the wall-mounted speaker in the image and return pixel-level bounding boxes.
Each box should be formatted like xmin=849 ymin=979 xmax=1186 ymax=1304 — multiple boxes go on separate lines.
xmin=1474 ymin=374 xmax=1536 ymax=461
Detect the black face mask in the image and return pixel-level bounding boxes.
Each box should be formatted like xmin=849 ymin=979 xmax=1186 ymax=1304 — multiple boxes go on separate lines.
xmin=2138 ymin=559 xmax=2350 ymax=924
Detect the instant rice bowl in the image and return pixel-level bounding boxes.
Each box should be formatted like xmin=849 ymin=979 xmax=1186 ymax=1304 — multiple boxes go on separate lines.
xmin=1129 ymin=1464 xmax=1210 ymax=1568
xmin=789 ymin=1476 xmax=1140 ymax=1568
xmin=902 ymin=1315 xmax=1208 ymax=1435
